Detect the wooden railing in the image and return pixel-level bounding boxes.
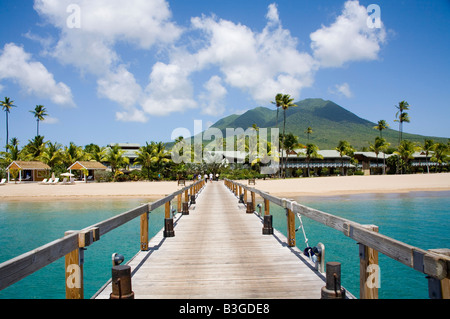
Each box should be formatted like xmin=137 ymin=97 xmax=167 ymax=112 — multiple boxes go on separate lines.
xmin=224 ymin=178 xmax=450 ymax=299
xmin=0 ymin=179 xmax=205 ymax=299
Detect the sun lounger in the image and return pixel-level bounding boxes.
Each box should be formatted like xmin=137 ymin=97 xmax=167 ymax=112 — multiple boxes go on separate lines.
xmin=50 ymin=178 xmax=60 ymax=184
xmin=0 ymin=178 xmax=6 ymax=185
xmin=39 ymin=178 xmax=48 ymax=185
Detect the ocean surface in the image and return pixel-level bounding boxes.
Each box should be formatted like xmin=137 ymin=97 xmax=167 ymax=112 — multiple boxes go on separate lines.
xmin=0 ymin=190 xmax=448 ymax=299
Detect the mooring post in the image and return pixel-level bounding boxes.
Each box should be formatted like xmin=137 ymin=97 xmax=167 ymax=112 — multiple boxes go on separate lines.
xmin=321 ymin=262 xmax=346 ymax=299
xmin=164 ymin=201 xmax=175 ymax=237
xmin=359 ymin=225 xmax=379 ymax=299
xmin=140 ymin=211 xmax=149 ymax=251
xmin=110 ymin=265 xmax=135 ymax=299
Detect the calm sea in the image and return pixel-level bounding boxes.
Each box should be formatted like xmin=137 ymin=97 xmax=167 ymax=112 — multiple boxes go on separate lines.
xmin=0 ymin=191 xmax=448 ymax=299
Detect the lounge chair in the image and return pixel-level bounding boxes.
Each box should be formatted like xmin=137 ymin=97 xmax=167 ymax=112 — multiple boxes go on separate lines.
xmin=61 ymin=178 xmax=75 ymax=185
xmin=51 ymin=178 xmax=60 ymax=184
xmin=39 ymin=178 xmax=48 ymax=185
xmin=0 ymin=178 xmax=6 ymax=185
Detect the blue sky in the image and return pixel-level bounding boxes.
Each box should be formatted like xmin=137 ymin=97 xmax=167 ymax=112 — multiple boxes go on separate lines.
xmin=0 ymin=0 xmax=449 ymax=148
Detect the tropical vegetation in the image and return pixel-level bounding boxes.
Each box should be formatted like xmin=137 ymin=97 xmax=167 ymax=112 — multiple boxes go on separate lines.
xmin=0 ymin=96 xmax=448 ymax=182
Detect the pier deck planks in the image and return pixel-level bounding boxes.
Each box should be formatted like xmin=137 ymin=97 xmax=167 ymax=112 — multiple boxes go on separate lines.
xmin=95 ymin=182 xmax=326 ymax=299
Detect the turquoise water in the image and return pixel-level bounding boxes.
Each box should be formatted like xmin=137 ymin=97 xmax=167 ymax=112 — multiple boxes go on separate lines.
xmin=0 ymin=191 xmax=449 ymax=299
xmin=263 ymin=191 xmax=450 ymax=299
xmin=0 ymin=198 xmax=165 ymax=299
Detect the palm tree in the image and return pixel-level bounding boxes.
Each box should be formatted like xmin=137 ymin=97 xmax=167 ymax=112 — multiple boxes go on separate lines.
xmin=22 ymin=135 xmax=47 ymax=160
xmin=305 ymin=126 xmax=313 ymax=141
xmin=303 ymin=143 xmax=322 ymax=177
xmin=282 ymin=133 xmax=304 ymax=177
xmin=41 ymin=142 xmax=63 ymax=172
xmin=394 ymin=101 xmax=410 ymax=144
xmin=395 ymin=140 xmax=417 ymax=174
xmin=103 ymin=144 xmax=129 ymax=179
xmin=62 ymin=142 xmax=87 ymax=168
xmin=335 ymin=140 xmax=355 ymax=176
xmin=373 ymin=120 xmax=389 ymax=138
xmin=431 ymin=143 xmax=448 ymax=173
xmin=30 ymin=105 xmax=48 ymax=137
xmin=369 ymin=137 xmax=390 ymax=174
xmin=271 ymin=93 xmax=283 ymax=128
xmin=1 ymin=97 xmax=17 ymax=152
xmin=0 ymin=137 xmax=21 ymax=162
xmin=135 ymin=142 xmax=156 ymax=180
xmin=421 ymin=139 xmax=435 ymax=174
xmin=280 ymin=94 xmax=297 ymax=177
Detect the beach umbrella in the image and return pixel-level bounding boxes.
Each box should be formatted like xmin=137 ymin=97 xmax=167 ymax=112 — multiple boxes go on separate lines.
xmin=61 ymin=173 xmax=75 ymax=177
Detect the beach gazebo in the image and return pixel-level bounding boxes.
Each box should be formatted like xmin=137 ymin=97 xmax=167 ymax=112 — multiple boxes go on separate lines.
xmin=68 ymin=161 xmax=107 ymax=182
xmin=6 ymin=161 xmax=51 ymax=183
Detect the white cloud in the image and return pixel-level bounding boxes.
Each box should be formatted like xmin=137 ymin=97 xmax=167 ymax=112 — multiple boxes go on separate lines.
xmin=330 ymin=82 xmax=353 ymax=98
xmin=199 ymin=75 xmax=227 ymax=116
xmin=30 ymin=0 xmax=387 ymax=122
xmin=191 ymin=4 xmax=317 ymax=105
xmin=34 ymin=0 xmax=182 ymax=117
xmin=41 ymin=116 xmax=59 ymax=124
xmin=141 ymin=62 xmax=197 ymax=116
xmin=97 ymin=65 xmax=143 ymax=108
xmin=310 ymin=0 xmax=386 ymax=68
xmin=0 ymin=43 xmax=74 ymax=106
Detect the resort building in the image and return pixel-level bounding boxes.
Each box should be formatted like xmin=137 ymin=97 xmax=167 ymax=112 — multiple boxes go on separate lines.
xmin=283 ymin=149 xmax=354 ymax=177
xmin=354 ymin=152 xmax=391 ymax=175
xmin=6 ymin=161 xmax=50 ymax=183
xmin=106 ymin=143 xmax=141 ymax=169
xmin=68 ymin=161 xmax=108 ymax=181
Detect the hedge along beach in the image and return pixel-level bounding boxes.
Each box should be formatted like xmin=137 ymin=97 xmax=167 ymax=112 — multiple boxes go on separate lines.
xmin=1 ymin=173 xmax=449 ymax=202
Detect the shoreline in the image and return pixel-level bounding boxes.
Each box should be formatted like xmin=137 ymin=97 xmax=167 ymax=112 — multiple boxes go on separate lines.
xmin=0 ymin=173 xmax=449 ymax=202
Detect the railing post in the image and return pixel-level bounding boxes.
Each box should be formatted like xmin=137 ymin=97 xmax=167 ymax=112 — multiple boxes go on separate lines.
xmin=140 ymin=211 xmax=149 ymax=251
xmin=164 ymin=201 xmax=175 ymax=237
xmin=262 ymin=198 xmax=273 ymax=235
xmin=286 ymin=205 xmax=296 ymax=247
xmin=359 ymin=225 xmax=379 ymax=299
xmin=246 ymin=191 xmax=254 ymax=214
xmin=427 ymin=249 xmax=450 ymax=299
xmin=177 ymin=193 xmax=182 ymax=213
xmin=65 ymin=231 xmax=84 ymax=299
xmin=64 ymin=229 xmax=98 ymax=299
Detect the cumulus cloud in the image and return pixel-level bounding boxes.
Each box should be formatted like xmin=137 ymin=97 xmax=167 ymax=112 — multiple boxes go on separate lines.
xmin=191 ymin=4 xmax=316 ymax=105
xmin=33 ymin=0 xmax=182 ymax=116
xmin=199 ymin=76 xmax=227 ymax=115
xmin=310 ymin=0 xmax=386 ymax=68
xmin=30 ymin=0 xmax=387 ymax=122
xmin=330 ymin=82 xmax=353 ymax=98
xmin=0 ymin=43 xmax=74 ymax=106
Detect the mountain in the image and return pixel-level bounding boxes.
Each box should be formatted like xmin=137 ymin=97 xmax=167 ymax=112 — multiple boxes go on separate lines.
xmin=210 ymin=98 xmax=448 ymax=150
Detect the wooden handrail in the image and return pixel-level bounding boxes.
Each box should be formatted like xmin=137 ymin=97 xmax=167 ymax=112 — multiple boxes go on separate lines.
xmin=0 ymin=179 xmax=205 ymax=294
xmin=224 ymin=178 xmax=450 ymax=298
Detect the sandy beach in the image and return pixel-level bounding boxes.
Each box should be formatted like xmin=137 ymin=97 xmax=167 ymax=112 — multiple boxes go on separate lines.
xmin=0 ymin=173 xmax=449 ymax=201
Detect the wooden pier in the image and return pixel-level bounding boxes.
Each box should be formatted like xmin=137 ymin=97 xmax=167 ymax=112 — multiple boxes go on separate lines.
xmin=1 ymin=178 xmax=449 ymax=299
xmin=94 ymin=181 xmax=326 ymax=299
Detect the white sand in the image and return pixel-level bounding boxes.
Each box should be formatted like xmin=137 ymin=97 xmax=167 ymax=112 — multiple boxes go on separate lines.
xmin=0 ymin=181 xmax=185 ymax=201
xmin=0 ymin=173 xmax=449 ymax=201
xmin=252 ymin=173 xmax=450 ymax=197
